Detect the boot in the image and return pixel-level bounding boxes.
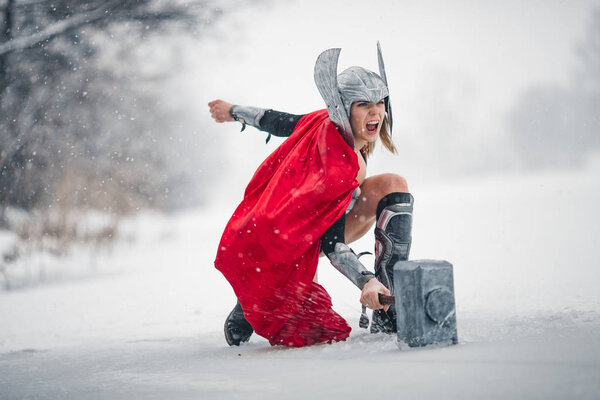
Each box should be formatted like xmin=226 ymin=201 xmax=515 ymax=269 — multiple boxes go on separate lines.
xmin=371 ymin=192 xmax=414 ymax=334
xmin=224 ymin=301 xmax=254 ymax=346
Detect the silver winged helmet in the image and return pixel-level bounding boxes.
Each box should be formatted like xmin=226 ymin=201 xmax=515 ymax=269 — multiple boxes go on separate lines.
xmin=313 ymin=42 xmax=393 ymax=147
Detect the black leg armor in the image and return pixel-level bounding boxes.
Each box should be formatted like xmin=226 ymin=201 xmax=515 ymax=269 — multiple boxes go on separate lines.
xmin=371 ymin=192 xmax=414 ymax=334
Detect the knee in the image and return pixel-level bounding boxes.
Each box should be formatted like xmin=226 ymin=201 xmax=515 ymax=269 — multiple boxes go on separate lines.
xmin=380 ymin=173 xmax=408 ymax=194
xmin=360 ymin=173 xmax=409 ymax=206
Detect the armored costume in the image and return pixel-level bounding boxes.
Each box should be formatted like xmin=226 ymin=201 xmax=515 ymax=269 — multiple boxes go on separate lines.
xmin=215 ymin=44 xmax=413 ymax=347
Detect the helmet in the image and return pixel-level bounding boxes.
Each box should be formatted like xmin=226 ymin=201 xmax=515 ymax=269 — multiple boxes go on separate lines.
xmin=338 ymin=66 xmax=389 ymax=119
xmin=314 ymin=42 xmax=393 ymax=147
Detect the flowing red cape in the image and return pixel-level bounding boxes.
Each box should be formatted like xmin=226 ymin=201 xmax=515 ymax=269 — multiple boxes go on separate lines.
xmin=214 ymin=109 xmax=359 ymax=347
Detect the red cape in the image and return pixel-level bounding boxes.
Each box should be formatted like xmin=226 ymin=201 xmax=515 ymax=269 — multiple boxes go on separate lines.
xmin=214 ymin=109 xmax=359 ymax=347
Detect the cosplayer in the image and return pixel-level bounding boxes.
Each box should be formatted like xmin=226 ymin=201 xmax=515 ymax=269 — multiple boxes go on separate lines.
xmin=209 ymin=44 xmax=414 ymax=347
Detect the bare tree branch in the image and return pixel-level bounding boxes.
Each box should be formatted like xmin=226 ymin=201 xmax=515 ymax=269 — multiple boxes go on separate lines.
xmin=0 ymin=0 xmax=121 ymax=56
xmin=0 ymin=0 xmax=225 ymax=212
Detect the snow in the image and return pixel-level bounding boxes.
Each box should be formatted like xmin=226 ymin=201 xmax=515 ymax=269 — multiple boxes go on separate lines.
xmin=2 ymin=1 xmax=600 ymax=397
xmin=1 ymin=165 xmax=599 ymax=399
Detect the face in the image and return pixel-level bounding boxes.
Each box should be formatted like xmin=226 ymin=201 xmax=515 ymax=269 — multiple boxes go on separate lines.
xmin=349 ymin=99 xmax=386 ymax=148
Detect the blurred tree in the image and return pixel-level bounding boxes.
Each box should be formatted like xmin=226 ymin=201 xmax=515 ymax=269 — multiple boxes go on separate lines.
xmin=0 ymin=0 xmax=217 ymax=224
xmin=508 ymin=8 xmax=600 ymax=168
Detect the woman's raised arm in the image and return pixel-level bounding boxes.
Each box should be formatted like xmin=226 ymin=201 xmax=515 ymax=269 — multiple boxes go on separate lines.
xmin=208 ymin=99 xmax=304 ymax=142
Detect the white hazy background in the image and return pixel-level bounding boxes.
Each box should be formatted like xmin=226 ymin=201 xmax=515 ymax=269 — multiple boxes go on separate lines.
xmin=175 ymin=0 xmax=599 ymax=187
xmin=2 ymin=1 xmax=600 ymax=399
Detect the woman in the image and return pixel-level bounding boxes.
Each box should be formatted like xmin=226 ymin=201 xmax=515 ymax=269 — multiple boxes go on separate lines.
xmin=209 ymin=45 xmax=414 ymax=347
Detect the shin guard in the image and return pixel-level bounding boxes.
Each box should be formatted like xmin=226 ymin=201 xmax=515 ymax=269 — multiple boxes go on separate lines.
xmin=371 ymin=192 xmax=414 ymax=334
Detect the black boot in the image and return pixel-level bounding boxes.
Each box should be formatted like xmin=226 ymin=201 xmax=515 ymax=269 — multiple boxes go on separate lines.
xmin=224 ymin=301 xmax=254 ymax=346
xmin=371 ymin=192 xmax=414 ymax=334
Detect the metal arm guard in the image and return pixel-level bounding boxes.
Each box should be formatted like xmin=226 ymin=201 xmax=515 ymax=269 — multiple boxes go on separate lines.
xmin=230 ymin=105 xmax=266 ymax=131
xmin=327 ymin=243 xmax=375 ymax=290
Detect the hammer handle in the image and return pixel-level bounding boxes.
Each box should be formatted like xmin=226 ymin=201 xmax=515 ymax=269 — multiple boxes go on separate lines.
xmin=378 ymin=293 xmax=395 ymax=305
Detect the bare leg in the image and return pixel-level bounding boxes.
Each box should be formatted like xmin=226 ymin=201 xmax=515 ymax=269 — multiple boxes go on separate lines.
xmin=315 ymin=173 xmax=408 ymax=282
xmin=345 ymin=173 xmax=408 ymax=243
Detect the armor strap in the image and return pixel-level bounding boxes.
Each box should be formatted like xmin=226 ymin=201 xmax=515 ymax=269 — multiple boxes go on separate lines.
xmin=327 ymin=243 xmax=375 ymax=289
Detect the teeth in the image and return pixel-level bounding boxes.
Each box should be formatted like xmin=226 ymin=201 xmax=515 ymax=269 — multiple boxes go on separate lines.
xmin=367 ymin=121 xmax=378 ymax=126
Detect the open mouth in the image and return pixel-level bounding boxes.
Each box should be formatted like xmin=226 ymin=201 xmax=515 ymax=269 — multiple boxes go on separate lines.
xmin=366 ymin=121 xmax=379 ymax=133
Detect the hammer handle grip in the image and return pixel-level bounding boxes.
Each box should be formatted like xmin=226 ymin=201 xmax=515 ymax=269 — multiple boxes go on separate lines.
xmin=378 ymin=293 xmax=396 ymax=306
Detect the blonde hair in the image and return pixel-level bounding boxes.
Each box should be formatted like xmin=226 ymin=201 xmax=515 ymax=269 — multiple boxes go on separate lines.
xmin=362 ymin=115 xmax=397 ymax=158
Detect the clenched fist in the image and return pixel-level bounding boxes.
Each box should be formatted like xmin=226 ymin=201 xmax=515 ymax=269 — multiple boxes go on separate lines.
xmin=208 ymin=99 xmax=234 ymax=123
xmin=360 ymin=277 xmax=391 ymax=311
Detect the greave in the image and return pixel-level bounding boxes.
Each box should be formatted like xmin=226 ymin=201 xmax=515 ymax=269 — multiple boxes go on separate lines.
xmin=371 ymin=192 xmax=414 ymax=334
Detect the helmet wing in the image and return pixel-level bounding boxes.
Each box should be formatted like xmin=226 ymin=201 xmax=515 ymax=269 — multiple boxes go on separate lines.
xmin=377 ymin=41 xmax=393 ymax=134
xmin=314 ymin=48 xmax=354 ymax=147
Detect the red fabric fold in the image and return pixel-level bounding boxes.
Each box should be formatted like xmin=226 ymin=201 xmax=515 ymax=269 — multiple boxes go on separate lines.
xmin=214 ymin=109 xmax=359 ymax=347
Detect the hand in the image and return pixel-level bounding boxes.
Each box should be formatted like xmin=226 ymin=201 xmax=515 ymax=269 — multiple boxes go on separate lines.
xmin=360 ymin=278 xmax=391 ymax=311
xmin=208 ymin=99 xmax=234 ymax=123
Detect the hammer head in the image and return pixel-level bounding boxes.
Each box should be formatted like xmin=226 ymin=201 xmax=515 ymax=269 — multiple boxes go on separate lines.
xmin=393 ymin=260 xmax=458 ymax=348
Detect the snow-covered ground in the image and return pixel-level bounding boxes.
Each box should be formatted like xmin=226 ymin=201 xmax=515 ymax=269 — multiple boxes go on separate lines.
xmin=2 ymin=1 xmax=599 ymax=398
xmin=1 ymin=162 xmax=599 ymax=399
